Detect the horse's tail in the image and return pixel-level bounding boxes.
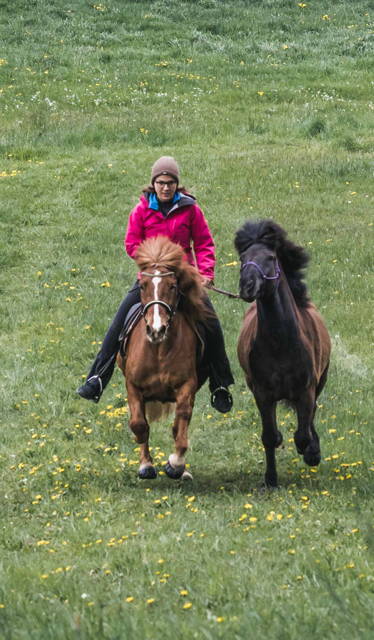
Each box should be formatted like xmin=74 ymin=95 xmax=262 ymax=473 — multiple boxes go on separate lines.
xmin=145 ymin=401 xmax=174 ymax=423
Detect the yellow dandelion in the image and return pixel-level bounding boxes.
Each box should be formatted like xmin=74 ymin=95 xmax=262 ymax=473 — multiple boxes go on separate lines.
xmin=183 ymin=602 xmax=192 ymax=610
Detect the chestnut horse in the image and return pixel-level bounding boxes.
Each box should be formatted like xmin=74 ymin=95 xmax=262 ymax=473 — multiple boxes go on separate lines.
xmin=117 ymin=236 xmax=209 ymax=480
xmin=235 ymin=220 xmax=331 ymax=487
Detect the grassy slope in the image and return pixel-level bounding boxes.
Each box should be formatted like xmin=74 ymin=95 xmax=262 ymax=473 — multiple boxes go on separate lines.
xmin=0 ymin=1 xmax=373 ymax=638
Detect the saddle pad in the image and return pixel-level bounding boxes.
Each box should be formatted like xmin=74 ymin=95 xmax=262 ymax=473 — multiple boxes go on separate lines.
xmin=118 ymin=303 xmax=143 ymax=356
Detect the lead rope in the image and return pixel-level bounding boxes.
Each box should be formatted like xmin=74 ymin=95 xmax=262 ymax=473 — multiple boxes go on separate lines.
xmin=209 ymin=285 xmax=242 ymax=300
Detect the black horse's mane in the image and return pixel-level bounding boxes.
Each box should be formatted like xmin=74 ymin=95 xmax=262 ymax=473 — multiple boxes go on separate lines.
xmin=235 ymin=219 xmax=310 ymax=307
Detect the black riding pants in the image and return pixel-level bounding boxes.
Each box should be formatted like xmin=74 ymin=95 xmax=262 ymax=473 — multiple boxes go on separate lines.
xmin=85 ymin=283 xmax=234 ymax=392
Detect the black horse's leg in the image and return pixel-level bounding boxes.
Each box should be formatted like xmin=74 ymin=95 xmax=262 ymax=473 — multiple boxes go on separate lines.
xmin=256 ymin=397 xmax=283 ymax=488
xmin=294 ymin=389 xmax=321 ymax=467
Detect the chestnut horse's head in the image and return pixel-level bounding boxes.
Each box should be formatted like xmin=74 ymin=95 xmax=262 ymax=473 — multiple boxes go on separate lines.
xmin=134 ymin=236 xmax=207 ymax=344
xmin=139 ymin=267 xmax=179 ymax=343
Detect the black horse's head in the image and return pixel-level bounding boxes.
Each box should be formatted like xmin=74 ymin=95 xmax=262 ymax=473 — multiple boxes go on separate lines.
xmin=234 ymin=220 xmax=281 ymax=301
xmin=235 ymin=220 xmax=310 ymax=305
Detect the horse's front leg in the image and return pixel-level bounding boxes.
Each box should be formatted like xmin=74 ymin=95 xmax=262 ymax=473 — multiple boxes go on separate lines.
xmin=164 ymin=382 xmax=195 ymax=480
xmin=126 ymin=382 xmax=157 ymax=480
xmin=255 ymin=396 xmax=283 ymax=488
xmin=294 ymin=388 xmax=321 ymax=467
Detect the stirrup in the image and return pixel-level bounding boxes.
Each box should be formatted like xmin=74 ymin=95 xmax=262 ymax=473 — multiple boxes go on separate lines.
xmin=88 ymin=375 xmax=103 ymax=394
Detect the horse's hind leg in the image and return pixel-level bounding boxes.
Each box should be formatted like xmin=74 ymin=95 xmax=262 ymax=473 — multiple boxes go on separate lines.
xmin=165 ymin=383 xmax=195 ymax=480
xmin=294 ymin=389 xmax=320 ymax=467
xmin=256 ymin=398 xmax=283 ymax=488
xmin=127 ymin=383 xmax=157 ymax=479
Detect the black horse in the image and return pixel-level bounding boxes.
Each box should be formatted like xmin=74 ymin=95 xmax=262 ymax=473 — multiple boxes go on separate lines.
xmin=235 ymin=220 xmax=331 ymax=487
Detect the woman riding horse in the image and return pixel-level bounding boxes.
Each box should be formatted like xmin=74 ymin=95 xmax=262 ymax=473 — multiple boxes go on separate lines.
xmin=119 ymin=236 xmax=211 ymax=479
xmin=77 ymin=156 xmax=234 ymax=413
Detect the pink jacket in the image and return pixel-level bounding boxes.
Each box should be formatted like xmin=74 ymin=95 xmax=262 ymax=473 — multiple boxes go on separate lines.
xmin=125 ymin=194 xmax=215 ymax=279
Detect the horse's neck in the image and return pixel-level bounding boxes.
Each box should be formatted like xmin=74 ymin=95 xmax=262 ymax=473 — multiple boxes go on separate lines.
xmin=256 ymin=277 xmax=300 ymax=345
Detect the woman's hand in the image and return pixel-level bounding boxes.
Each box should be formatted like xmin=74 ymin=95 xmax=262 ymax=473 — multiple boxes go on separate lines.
xmin=201 ymin=277 xmax=214 ymax=289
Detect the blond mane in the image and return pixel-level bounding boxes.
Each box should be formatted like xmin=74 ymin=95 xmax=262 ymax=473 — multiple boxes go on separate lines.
xmin=135 ymin=236 xmax=208 ymax=323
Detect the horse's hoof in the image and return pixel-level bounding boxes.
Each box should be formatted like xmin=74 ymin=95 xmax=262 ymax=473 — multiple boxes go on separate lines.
xmin=181 ymin=469 xmax=193 ymax=481
xmin=264 ymin=477 xmax=278 ymax=489
xmin=138 ymin=466 xmax=157 ymax=480
xmin=164 ymin=461 xmax=185 ymax=480
xmin=303 ymin=451 xmax=321 ymax=467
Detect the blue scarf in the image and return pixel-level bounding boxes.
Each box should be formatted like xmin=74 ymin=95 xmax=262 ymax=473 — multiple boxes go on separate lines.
xmin=149 ymin=191 xmax=181 ymax=210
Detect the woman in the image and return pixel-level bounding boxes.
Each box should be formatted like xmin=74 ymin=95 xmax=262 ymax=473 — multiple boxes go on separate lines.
xmin=77 ymin=156 xmax=234 ymax=413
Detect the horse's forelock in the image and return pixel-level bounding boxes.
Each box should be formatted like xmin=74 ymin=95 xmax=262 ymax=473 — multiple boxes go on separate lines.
xmin=135 ymin=237 xmax=183 ymax=272
xmin=235 ymin=219 xmax=287 ymax=254
xmin=135 ymin=238 xmax=205 ymax=316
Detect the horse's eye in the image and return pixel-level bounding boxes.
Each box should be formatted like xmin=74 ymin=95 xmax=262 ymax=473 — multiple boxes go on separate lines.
xmin=170 ymin=283 xmax=177 ymax=290
xmin=140 ymin=283 xmax=145 ymax=291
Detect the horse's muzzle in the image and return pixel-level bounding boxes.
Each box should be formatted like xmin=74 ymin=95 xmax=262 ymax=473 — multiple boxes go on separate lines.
xmin=240 ymin=279 xmax=260 ymax=302
xmin=146 ymin=323 xmax=168 ymax=344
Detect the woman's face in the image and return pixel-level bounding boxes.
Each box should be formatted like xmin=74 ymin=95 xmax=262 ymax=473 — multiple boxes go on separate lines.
xmin=153 ymin=173 xmax=178 ymax=202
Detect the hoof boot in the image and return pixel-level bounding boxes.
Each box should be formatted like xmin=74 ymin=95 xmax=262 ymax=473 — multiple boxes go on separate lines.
xmin=138 ymin=466 xmax=157 ymax=480
xmin=164 ymin=461 xmax=185 ymax=480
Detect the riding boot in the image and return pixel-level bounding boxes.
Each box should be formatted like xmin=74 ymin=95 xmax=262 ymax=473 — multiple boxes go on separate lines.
xmin=77 ymin=282 xmax=141 ymax=402
xmin=203 ymin=296 xmax=234 ymax=413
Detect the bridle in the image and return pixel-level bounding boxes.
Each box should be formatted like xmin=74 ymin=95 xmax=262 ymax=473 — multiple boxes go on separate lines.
xmin=240 ymin=259 xmax=281 ymax=281
xmin=140 ymin=270 xmax=179 ymax=322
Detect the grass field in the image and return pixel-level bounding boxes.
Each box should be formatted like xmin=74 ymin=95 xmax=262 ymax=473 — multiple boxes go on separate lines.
xmin=1 ymin=1 xmax=373 ymax=638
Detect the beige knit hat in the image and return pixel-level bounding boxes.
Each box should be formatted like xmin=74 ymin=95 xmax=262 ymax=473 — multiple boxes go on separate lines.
xmin=151 ymin=156 xmax=180 ymax=184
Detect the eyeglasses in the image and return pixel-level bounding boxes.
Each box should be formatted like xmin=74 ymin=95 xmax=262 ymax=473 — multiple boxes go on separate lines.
xmin=154 ymin=180 xmax=177 ymax=187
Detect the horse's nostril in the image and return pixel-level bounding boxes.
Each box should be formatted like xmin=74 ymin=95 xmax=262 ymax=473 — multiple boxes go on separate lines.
xmin=146 ymin=324 xmax=152 ymax=336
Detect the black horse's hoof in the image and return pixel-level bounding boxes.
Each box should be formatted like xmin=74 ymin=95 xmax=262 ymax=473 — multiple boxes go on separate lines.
xmin=138 ymin=466 xmax=157 ymax=480
xmin=264 ymin=476 xmax=279 ymax=489
xmin=164 ymin=461 xmax=185 ymax=480
xmin=303 ymin=450 xmax=321 ymax=467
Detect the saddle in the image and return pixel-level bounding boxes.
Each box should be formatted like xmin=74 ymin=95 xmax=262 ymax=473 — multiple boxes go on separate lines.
xmin=118 ymin=303 xmax=143 ymax=357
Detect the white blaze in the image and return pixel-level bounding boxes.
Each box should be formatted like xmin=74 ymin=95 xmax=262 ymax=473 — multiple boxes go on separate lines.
xmin=151 ymin=272 xmax=162 ymax=331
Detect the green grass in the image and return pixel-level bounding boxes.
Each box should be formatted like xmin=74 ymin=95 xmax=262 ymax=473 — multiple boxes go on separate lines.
xmin=0 ymin=1 xmax=373 ymax=638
